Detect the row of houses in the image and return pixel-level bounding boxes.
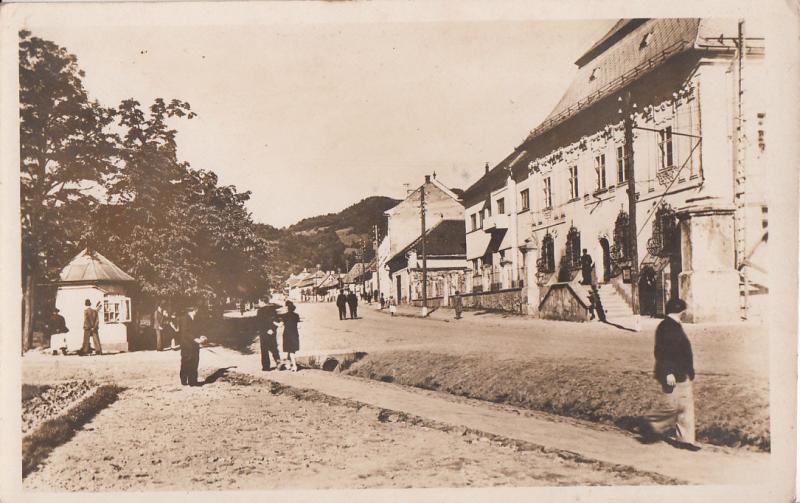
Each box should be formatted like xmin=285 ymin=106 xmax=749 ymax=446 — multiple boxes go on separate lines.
xmin=289 ymin=18 xmax=769 ymax=324
xmin=285 ymin=260 xmax=376 ymax=302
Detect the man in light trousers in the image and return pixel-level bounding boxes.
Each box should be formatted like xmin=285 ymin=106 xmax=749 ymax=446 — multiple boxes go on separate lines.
xmin=640 ymin=297 xmax=699 ymax=451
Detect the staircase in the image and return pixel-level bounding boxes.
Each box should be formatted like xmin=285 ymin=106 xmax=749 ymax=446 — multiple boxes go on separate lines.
xmin=596 ymin=283 xmax=633 ymax=319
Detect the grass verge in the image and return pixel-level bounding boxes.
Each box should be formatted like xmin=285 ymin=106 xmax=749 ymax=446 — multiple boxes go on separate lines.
xmin=22 ymin=384 xmax=124 ymax=478
xmin=345 ymin=351 xmax=770 ymax=451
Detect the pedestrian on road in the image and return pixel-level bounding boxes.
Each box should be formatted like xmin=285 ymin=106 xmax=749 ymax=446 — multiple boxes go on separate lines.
xmin=453 ymin=291 xmax=463 ymax=320
xmin=163 ymin=310 xmax=180 ymax=349
xmin=47 ymin=308 xmax=69 ymax=355
xmin=279 ymin=301 xmax=301 ymax=372
xmin=257 ymin=304 xmax=281 ymax=371
xmin=336 ymin=290 xmax=347 ymax=320
xmin=380 ymin=293 xmax=385 ymax=310
xmin=178 ymin=304 xmax=206 ymax=386
xmin=347 ymin=290 xmax=358 ymax=319
xmin=580 ymin=249 xmax=594 ymax=285
xmin=388 ymin=296 xmax=397 ymax=317
xmin=640 ymin=298 xmax=699 ymax=451
xmin=154 ymin=303 xmax=165 ymax=351
xmin=79 ymin=299 xmax=102 ymax=356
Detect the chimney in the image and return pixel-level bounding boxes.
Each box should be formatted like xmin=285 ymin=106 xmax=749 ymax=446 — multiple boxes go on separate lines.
xmin=424 ymin=175 xmax=431 ymax=183
xmin=485 ymin=162 xmax=490 ymax=174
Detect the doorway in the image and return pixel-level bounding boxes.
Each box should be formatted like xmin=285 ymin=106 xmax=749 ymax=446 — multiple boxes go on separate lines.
xmin=599 ymin=238 xmax=612 ymax=283
xmin=396 ymin=275 xmax=402 ymax=303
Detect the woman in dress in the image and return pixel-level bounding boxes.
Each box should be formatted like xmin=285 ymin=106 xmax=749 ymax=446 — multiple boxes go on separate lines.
xmin=388 ymin=296 xmax=397 ymax=317
xmin=280 ymin=301 xmax=301 ymax=372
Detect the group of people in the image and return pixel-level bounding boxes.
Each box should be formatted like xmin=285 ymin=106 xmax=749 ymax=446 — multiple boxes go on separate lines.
xmin=335 ymin=290 xmax=360 ymax=320
xmin=255 ymin=300 xmax=301 ymax=372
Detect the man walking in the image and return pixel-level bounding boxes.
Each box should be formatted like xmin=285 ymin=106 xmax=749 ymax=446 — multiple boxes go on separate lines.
xmin=453 ymin=291 xmax=463 ymax=320
xmin=257 ymin=303 xmax=281 ymax=371
xmin=580 ymin=249 xmax=594 ymax=285
xmin=80 ymin=299 xmax=102 ymax=356
xmin=178 ymin=304 xmax=206 ymax=386
xmin=640 ymin=298 xmax=699 ymax=450
xmin=153 ymin=303 xmax=165 ymax=351
xmin=347 ymin=289 xmax=358 ymax=319
xmin=336 ymin=290 xmax=348 ymax=320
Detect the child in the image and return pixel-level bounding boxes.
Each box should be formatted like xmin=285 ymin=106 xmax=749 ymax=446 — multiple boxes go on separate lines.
xmin=388 ymin=296 xmax=397 ymax=317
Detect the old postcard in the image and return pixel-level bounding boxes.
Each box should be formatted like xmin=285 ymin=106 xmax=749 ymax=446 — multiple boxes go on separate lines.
xmin=0 ymin=1 xmax=797 ymax=502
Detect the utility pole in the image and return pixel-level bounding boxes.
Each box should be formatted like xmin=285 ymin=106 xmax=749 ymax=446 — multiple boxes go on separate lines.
xmin=734 ymin=19 xmax=749 ymax=319
xmin=373 ymin=224 xmax=381 ymax=300
xmin=420 ymin=177 xmax=429 ymax=316
xmin=620 ymin=91 xmax=641 ymax=331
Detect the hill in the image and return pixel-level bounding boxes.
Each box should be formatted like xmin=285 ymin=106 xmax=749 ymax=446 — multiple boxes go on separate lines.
xmin=257 ymin=196 xmax=401 ymax=284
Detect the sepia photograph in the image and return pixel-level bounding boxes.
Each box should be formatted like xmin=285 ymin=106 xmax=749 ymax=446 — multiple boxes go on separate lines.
xmin=0 ymin=1 xmax=797 ymax=502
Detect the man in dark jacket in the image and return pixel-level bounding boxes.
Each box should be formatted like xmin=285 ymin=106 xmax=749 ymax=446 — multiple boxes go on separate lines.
xmin=580 ymin=249 xmax=594 ymax=285
xmin=257 ymin=304 xmax=281 ymax=370
xmin=178 ymin=305 xmax=206 ymax=386
xmin=347 ymin=290 xmax=358 ymax=319
xmin=48 ymin=308 xmax=69 ymax=355
xmin=80 ymin=299 xmax=102 ymax=355
xmin=640 ymin=298 xmax=699 ymax=450
xmin=336 ymin=291 xmax=348 ymax=320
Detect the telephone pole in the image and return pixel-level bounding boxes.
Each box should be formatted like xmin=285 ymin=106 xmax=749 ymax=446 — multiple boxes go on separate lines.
xmin=620 ymin=91 xmax=641 ymax=331
xmin=420 ymin=177 xmax=429 ymax=316
xmin=373 ymin=224 xmax=381 ymax=300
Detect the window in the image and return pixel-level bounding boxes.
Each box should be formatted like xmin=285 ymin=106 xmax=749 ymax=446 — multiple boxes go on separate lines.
xmin=543 ymin=177 xmax=552 ymax=209
xmin=568 ymin=166 xmax=579 ymax=199
xmin=520 ymin=189 xmax=530 ymax=211
xmin=565 ymin=226 xmax=581 ymax=269
xmin=659 ymin=126 xmax=674 ymax=168
xmin=594 ymin=154 xmax=607 ymax=191
xmin=537 ymin=233 xmax=555 ymax=274
xmin=470 ymin=213 xmax=477 ymax=231
xmin=616 ymin=145 xmax=627 ymax=183
xmin=103 ymin=296 xmax=131 ymax=324
xmin=496 ymin=198 xmax=505 ymax=215
xmin=479 ymin=211 xmax=485 ymax=228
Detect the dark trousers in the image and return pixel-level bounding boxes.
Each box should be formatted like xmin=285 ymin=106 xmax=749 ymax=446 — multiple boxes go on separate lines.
xmin=349 ymin=305 xmax=357 ymax=319
xmin=155 ymin=328 xmax=163 ymax=351
xmin=338 ymin=305 xmax=347 ymax=320
xmin=81 ymin=328 xmax=102 ymax=354
xmin=180 ymin=346 xmax=200 ymax=385
xmin=260 ymin=333 xmax=281 ymax=369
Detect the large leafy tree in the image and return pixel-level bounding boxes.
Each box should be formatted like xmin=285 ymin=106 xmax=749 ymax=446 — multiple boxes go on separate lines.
xmin=19 ymin=30 xmax=117 ymax=350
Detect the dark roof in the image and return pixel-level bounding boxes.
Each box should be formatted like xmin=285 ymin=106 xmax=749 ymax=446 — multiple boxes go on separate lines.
xmin=574 ymin=19 xmax=647 ymax=67
xmin=59 ymin=249 xmax=135 ymax=284
xmin=389 ymin=220 xmax=466 ymax=264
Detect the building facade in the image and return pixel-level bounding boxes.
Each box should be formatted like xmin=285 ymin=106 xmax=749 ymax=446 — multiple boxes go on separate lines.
xmin=462 ymin=18 xmax=767 ymax=323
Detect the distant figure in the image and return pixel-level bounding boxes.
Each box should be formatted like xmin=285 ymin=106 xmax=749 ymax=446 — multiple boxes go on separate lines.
xmin=257 ymin=304 xmax=281 ymax=371
xmin=80 ymin=299 xmax=102 ymax=356
xmin=280 ymin=301 xmax=301 ymax=372
xmin=178 ymin=305 xmax=206 ymax=386
xmin=640 ymin=298 xmax=699 ymax=451
xmin=153 ymin=303 xmax=165 ymax=351
xmin=388 ymin=296 xmax=397 ymax=317
xmin=580 ymin=249 xmax=594 ymax=285
xmin=379 ymin=293 xmax=386 ymax=309
xmin=47 ymin=308 xmax=69 ymax=355
xmin=336 ymin=290 xmax=348 ymax=320
xmin=453 ymin=291 xmax=463 ymax=320
xmin=163 ymin=309 xmax=179 ymax=350
xmin=347 ymin=290 xmax=358 ymax=319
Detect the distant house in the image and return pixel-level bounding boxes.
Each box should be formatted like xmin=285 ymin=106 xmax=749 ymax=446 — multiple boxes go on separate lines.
xmin=386 ymin=219 xmax=467 ymax=306
xmin=342 ymin=262 xmax=372 ymax=295
xmin=377 ymin=174 xmax=464 ymax=302
xmin=53 ymin=249 xmax=136 ymax=352
xmin=286 ymin=269 xmax=311 ymax=301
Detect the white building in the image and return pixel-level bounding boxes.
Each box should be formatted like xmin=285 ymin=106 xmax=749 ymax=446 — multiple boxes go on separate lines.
xmin=462 ymin=18 xmax=767 ymax=323
xmin=52 ymin=249 xmax=135 ymax=352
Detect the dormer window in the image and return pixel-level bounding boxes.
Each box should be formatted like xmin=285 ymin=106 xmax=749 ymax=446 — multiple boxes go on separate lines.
xmin=640 ymin=32 xmax=654 ymax=48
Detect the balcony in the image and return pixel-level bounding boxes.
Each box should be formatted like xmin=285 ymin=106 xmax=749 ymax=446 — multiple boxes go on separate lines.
xmin=482 ymin=213 xmax=509 ymax=232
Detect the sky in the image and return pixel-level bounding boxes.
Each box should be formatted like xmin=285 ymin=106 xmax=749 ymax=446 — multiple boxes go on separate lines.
xmin=25 ymin=9 xmax=614 ymax=228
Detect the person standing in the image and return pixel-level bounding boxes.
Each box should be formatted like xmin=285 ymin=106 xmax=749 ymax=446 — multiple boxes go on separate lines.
xmin=178 ymin=305 xmax=206 ymax=386
xmin=153 ymin=303 xmax=165 ymax=351
xmin=453 ymin=291 xmax=463 ymax=320
xmin=379 ymin=293 xmax=386 ymax=309
xmin=580 ymin=249 xmax=594 ymax=285
xmin=388 ymin=296 xmax=397 ymax=317
xmin=280 ymin=301 xmax=301 ymax=372
xmin=80 ymin=299 xmax=102 ymax=356
xmin=336 ymin=290 xmax=347 ymax=321
xmin=257 ymin=304 xmax=281 ymax=371
xmin=640 ymin=298 xmax=699 ymax=450
xmin=347 ymin=289 xmax=358 ymax=319
xmin=47 ymin=308 xmax=69 ymax=355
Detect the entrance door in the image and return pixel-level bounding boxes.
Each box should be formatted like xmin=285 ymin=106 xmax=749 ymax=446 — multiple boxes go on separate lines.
xmin=396 ymin=275 xmax=402 ymax=303
xmin=599 ymin=238 xmax=612 ymax=283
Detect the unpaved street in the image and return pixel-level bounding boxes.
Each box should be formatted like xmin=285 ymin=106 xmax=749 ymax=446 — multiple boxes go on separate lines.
xmin=23 ymin=353 xmax=662 ymax=490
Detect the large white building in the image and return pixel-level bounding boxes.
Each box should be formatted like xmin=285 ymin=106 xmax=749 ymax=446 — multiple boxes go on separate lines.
xmin=462 ymin=18 xmax=767 ymax=323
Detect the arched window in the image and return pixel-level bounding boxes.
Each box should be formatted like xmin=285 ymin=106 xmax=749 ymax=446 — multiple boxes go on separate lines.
xmin=537 ymin=233 xmax=555 ymax=274
xmin=647 ymin=203 xmax=680 ymax=257
xmin=613 ymin=210 xmax=632 ymax=262
xmin=565 ymin=226 xmax=581 ymax=269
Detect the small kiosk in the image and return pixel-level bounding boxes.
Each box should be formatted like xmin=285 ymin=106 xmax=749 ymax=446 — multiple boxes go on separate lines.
xmin=52 ymin=249 xmax=135 ymax=353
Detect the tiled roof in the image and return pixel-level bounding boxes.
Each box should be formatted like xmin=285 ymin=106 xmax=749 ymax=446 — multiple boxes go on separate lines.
xmin=59 ymin=249 xmax=135 ymax=283
xmin=389 ymin=219 xmax=467 ymax=264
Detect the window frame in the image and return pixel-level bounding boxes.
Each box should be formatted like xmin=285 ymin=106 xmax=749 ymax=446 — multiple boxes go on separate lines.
xmin=594 ymin=153 xmax=607 ymax=191
xmin=496 ymin=197 xmax=505 ymax=215
xmin=568 ymin=165 xmax=579 ymax=199
xmin=616 ymin=145 xmax=627 ymax=184
xmin=543 ymin=177 xmax=552 ymax=209
xmin=520 ymin=188 xmax=530 ymax=211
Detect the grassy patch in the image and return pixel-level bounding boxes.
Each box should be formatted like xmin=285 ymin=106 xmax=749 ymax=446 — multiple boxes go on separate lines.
xmin=345 ymin=351 xmax=770 ymax=451
xmin=22 ymin=384 xmax=124 ymax=478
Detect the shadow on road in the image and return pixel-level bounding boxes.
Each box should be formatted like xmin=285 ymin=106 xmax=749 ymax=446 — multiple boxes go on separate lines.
xmin=205 ymin=317 xmax=260 ymax=355
xmin=601 ymin=320 xmax=639 ymax=332
xmin=202 ymin=366 xmax=238 ymax=386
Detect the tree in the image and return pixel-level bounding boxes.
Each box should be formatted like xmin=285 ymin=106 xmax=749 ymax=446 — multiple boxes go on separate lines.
xmin=19 ymin=30 xmax=117 ymax=350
